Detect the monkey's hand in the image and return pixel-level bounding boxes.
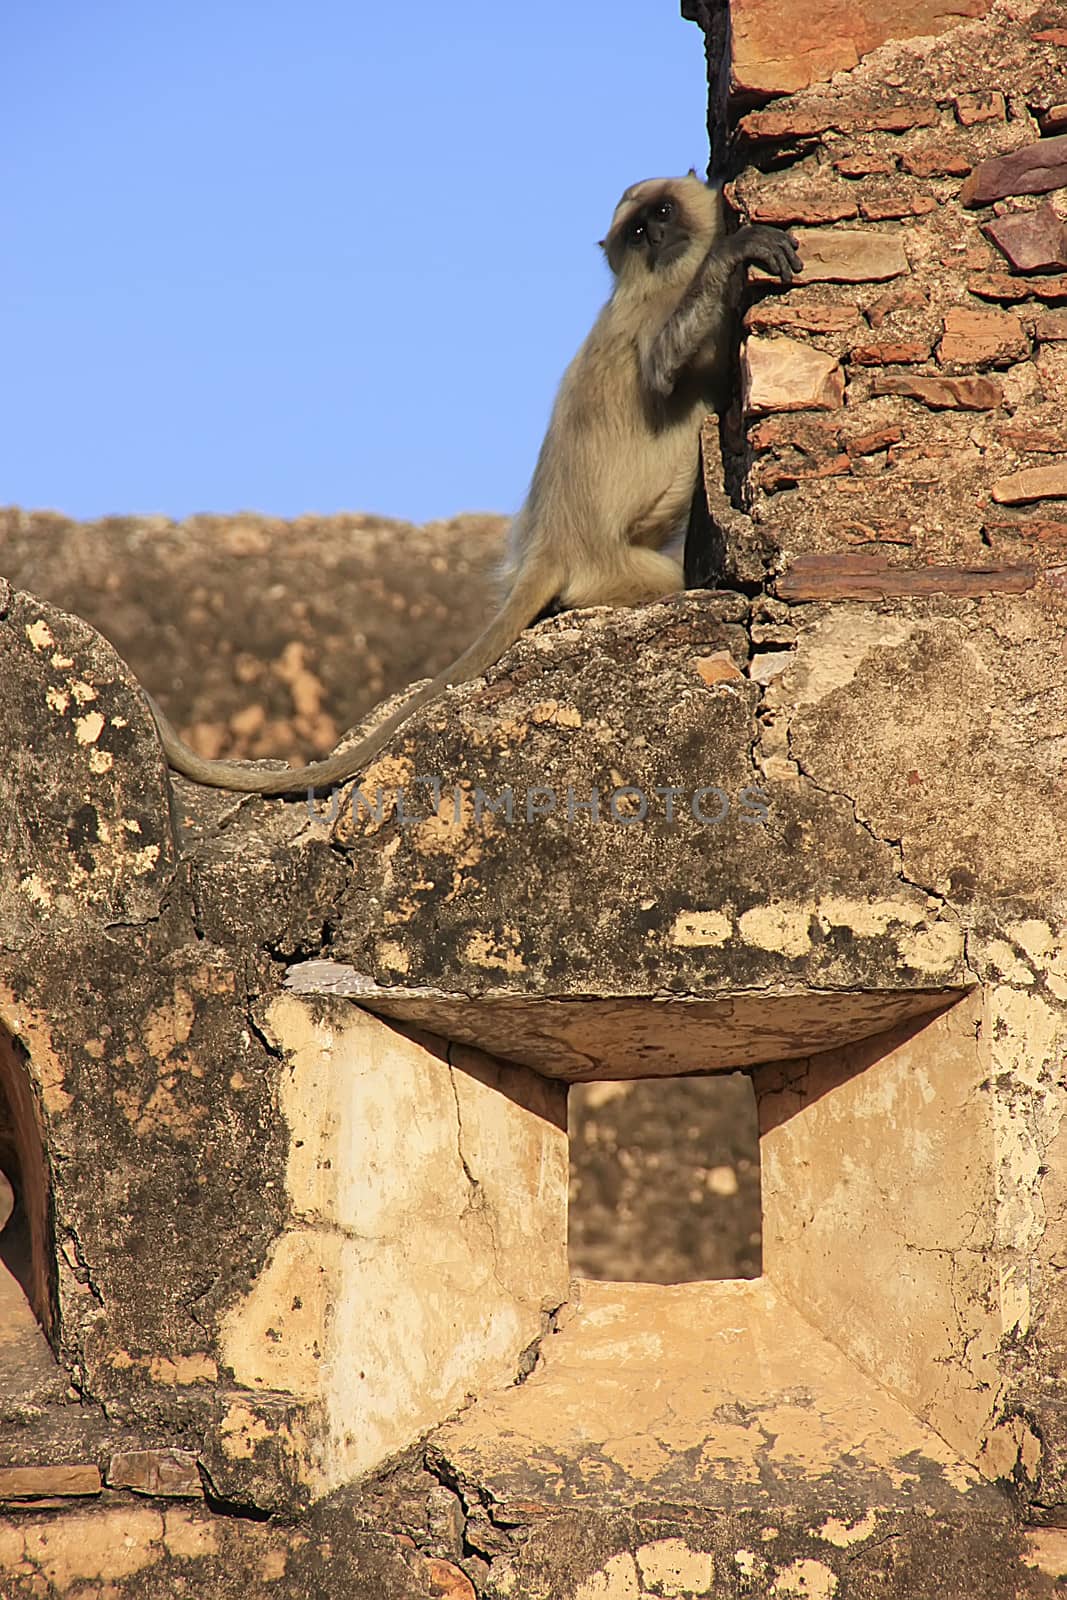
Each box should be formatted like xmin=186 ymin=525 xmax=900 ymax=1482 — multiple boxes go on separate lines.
xmin=726 ymin=226 xmax=802 ymax=284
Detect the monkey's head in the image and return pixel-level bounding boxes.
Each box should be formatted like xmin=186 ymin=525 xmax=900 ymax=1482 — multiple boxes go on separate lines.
xmin=601 ymin=175 xmax=720 ymax=281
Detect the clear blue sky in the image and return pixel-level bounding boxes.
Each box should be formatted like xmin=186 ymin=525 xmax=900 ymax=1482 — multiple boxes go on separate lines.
xmin=3 ymin=3 xmax=708 ymax=525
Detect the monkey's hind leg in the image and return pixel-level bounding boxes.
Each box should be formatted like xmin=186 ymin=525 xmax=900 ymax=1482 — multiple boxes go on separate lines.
xmin=564 ymin=548 xmax=685 ymax=609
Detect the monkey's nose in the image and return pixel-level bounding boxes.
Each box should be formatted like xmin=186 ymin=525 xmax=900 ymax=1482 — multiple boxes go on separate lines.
xmin=646 ymin=221 xmax=666 ymax=249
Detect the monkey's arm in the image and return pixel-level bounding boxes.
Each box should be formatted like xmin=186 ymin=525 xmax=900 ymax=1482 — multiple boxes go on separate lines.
xmin=641 ymin=226 xmax=801 ymax=399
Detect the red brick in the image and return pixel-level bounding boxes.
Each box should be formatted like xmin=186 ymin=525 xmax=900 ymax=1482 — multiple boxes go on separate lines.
xmin=426 ymin=1558 xmax=477 ymax=1600
xmin=758 ymin=453 xmax=853 ymax=489
xmin=730 ymin=0 xmax=994 ymax=96
xmin=1032 ymin=28 xmax=1067 ymax=44
xmin=850 ymin=341 xmax=930 ymax=364
xmin=846 ymin=426 xmax=905 ymax=455
xmin=1039 ymin=105 xmax=1067 ymax=135
xmin=902 ymin=146 xmax=972 ymax=177
xmin=778 ymin=555 xmax=1034 ymax=600
xmin=739 ymin=100 xmax=939 ymax=140
xmin=833 ymin=154 xmax=898 ymax=177
xmin=954 ymin=92 xmax=1006 ymax=126
xmin=739 ymin=107 xmax=833 ymax=139
xmin=749 ymin=415 xmax=841 ymax=450
xmin=997 ymin=425 xmax=1067 ymax=451
xmin=1035 ymin=311 xmax=1067 ymax=341
xmin=969 ymin=273 xmax=1067 ymax=303
xmin=984 ymin=518 xmax=1067 ymax=542
xmin=889 ymin=441 xmax=954 ymax=465
xmin=745 ymin=302 xmax=861 ymax=334
xmin=870 ymin=374 xmax=1003 ymax=408
xmin=868 ymin=287 xmax=929 ymax=327
xmin=748 ymin=193 xmax=860 ymax=225
xmin=861 ymin=194 xmax=938 ymax=219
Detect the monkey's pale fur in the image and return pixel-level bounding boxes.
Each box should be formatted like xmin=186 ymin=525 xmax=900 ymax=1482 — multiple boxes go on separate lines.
xmin=152 ymin=175 xmax=798 ymax=794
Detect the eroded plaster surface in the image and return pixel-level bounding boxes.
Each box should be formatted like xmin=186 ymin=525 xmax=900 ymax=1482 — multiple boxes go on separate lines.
xmin=220 ymin=998 xmax=568 ymax=1490
xmin=755 ymin=989 xmax=1058 ymax=1480
xmin=433 ymin=1278 xmax=988 ymax=1512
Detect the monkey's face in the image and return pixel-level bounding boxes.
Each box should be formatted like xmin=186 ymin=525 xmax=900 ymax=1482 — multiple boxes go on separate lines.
xmin=622 ymin=196 xmax=690 ymax=271
xmin=603 ymin=176 xmax=717 ymax=279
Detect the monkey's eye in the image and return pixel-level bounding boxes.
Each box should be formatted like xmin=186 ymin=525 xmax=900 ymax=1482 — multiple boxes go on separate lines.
xmin=655 ymin=200 xmax=674 ymax=219
xmin=629 ymin=221 xmax=646 ymax=242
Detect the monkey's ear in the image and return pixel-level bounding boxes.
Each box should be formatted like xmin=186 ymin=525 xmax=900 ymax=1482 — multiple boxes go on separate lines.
xmin=688 ymin=166 xmax=698 ymax=178
xmin=597 ymin=237 xmax=607 ymax=251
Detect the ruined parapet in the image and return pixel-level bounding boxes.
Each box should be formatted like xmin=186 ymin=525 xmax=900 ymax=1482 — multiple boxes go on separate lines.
xmin=0 ymin=553 xmax=1063 ymax=1592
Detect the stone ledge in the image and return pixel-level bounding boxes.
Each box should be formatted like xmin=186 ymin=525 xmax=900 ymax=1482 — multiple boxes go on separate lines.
xmin=428 ymin=1277 xmax=1028 ymax=1598
xmin=284 ymin=965 xmax=962 ymax=1080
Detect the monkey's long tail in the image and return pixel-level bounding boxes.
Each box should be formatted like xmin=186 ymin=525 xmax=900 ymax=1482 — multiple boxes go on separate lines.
xmin=149 ymin=565 xmax=561 ymax=796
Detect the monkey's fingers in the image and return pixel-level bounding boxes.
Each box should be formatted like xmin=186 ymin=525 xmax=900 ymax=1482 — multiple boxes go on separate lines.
xmin=738 ymin=226 xmax=803 ymax=284
xmin=780 ymin=233 xmax=803 ymax=275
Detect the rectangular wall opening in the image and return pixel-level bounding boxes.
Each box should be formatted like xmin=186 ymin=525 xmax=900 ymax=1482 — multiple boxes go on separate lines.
xmin=567 ymin=1071 xmax=761 ymax=1283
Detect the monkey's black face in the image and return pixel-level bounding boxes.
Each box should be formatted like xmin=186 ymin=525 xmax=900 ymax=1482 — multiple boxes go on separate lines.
xmin=624 ymin=196 xmax=691 ymax=271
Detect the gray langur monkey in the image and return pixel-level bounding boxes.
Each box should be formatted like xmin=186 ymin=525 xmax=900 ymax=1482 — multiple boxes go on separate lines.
xmin=151 ymin=174 xmax=800 ymax=794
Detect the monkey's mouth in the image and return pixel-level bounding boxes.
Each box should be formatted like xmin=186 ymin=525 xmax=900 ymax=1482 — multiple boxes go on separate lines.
xmin=651 ymin=238 xmax=689 ymax=270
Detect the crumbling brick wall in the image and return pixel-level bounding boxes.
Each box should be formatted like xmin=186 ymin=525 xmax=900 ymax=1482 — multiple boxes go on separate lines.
xmin=720 ymin=3 xmax=1066 ymax=577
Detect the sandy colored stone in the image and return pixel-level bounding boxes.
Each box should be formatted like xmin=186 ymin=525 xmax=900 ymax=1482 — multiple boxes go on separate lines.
xmin=219 ymin=998 xmax=568 ymax=1492
xmin=790 ymin=228 xmax=910 ymax=282
xmin=285 ymin=970 xmax=960 ymax=1083
xmin=938 ymin=307 xmax=1028 ymax=366
xmin=991 ymin=462 xmax=1067 ymax=503
xmin=433 ymin=1277 xmax=986 ymax=1509
xmin=0 ymin=1465 xmax=100 ymax=1499
xmin=22 ymin=1507 xmax=165 ymax=1584
xmin=107 ymin=1450 xmax=202 ymax=1498
xmin=984 ymin=202 xmax=1067 ymax=273
xmin=743 ymin=337 xmax=844 ymax=412
xmin=1024 ymin=1529 xmax=1067 ymax=1578
xmin=756 ymin=996 xmax=1011 ymax=1464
